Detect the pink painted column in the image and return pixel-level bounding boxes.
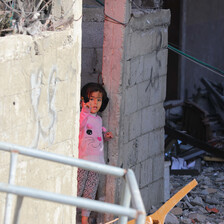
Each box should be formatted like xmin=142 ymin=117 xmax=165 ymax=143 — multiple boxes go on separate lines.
xmin=102 ymin=0 xmax=131 ymax=222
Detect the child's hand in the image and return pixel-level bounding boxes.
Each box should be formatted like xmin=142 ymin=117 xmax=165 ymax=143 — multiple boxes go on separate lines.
xmin=82 ymin=101 xmax=91 ymax=111
xmin=81 ymin=97 xmax=91 ymax=110
xmin=84 ymin=102 xmax=91 ymax=109
xmin=104 ymin=132 xmax=114 ymax=141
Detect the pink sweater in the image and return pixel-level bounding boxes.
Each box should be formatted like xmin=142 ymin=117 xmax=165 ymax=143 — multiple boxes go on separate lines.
xmin=78 ymin=107 xmax=106 ymax=164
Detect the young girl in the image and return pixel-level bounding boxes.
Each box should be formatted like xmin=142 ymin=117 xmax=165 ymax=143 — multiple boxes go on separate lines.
xmin=77 ymin=82 xmax=113 ymax=224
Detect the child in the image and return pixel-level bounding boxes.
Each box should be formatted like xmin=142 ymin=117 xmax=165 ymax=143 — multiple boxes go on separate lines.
xmin=77 ymin=82 xmax=113 ymax=224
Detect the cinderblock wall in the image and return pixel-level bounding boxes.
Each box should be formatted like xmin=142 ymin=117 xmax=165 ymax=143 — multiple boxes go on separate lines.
xmin=0 ymin=1 xmax=82 ymax=223
xmin=119 ymin=9 xmax=170 ymax=211
xmin=81 ymin=2 xmax=170 ymax=217
xmin=81 ymin=7 xmax=104 ymax=87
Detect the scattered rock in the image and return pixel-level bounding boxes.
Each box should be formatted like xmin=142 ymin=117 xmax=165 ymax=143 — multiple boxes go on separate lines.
xmin=165 ymin=212 xmax=179 ymax=224
xmin=191 ymin=196 xmax=205 ymax=207
xmin=205 ymin=206 xmax=219 ymax=214
xmin=188 ymin=212 xmax=207 ymax=222
xmin=171 ymin=206 xmax=183 ymax=216
xmin=168 ymin=162 xmax=224 ymax=224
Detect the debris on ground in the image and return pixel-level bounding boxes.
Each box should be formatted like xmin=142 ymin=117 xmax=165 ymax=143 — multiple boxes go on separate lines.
xmin=148 ymin=161 xmax=224 ymax=224
xmin=164 ymin=78 xmax=224 ymax=175
xmin=167 ymin=161 xmax=224 ymax=224
xmin=162 ymin=78 xmax=224 ymax=222
xmin=0 ymin=0 xmax=74 ymax=36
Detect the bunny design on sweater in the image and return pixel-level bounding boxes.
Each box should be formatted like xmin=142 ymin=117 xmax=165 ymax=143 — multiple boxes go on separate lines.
xmin=78 ymin=107 xmax=106 ymax=164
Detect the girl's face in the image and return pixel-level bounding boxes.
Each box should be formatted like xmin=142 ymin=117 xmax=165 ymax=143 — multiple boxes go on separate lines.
xmin=88 ymin=91 xmax=103 ymax=114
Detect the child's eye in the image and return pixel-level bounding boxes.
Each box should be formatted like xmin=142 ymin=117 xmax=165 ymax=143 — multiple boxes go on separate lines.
xmin=89 ymin=98 xmax=94 ymax=101
xmin=86 ymin=129 xmax=92 ymax=135
xmin=97 ymin=99 xmax=102 ymax=102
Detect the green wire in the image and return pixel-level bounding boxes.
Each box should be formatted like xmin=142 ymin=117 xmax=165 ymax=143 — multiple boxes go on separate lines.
xmin=168 ymin=44 xmax=224 ymax=77
xmin=10 ymin=1 xmax=14 ymax=26
xmin=95 ymin=0 xmax=104 ymax=6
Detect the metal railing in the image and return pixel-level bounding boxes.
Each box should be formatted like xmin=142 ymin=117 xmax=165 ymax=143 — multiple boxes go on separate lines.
xmin=0 ymin=142 xmax=146 ymax=224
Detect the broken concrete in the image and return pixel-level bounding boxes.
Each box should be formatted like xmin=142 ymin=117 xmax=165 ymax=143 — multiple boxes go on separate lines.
xmin=165 ymin=162 xmax=224 ymax=223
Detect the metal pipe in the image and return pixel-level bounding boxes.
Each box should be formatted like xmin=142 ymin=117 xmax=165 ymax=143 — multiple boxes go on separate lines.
xmin=4 ymin=152 xmax=18 ymax=224
xmin=13 ymin=196 xmax=23 ymax=224
xmin=0 ymin=142 xmax=146 ymax=223
xmin=201 ymin=77 xmax=224 ymax=103
xmin=0 ymin=142 xmax=125 ymax=177
xmin=119 ymin=180 xmax=131 ymax=224
xmin=0 ymin=183 xmax=137 ymax=219
xmin=126 ymin=170 xmax=146 ymax=224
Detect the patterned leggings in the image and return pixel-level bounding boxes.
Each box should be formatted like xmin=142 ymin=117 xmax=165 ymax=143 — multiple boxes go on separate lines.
xmin=77 ymin=168 xmax=100 ymax=217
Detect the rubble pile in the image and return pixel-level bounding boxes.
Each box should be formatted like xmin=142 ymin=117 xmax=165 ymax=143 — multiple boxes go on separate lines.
xmin=164 ymin=78 xmax=224 ymax=175
xmin=162 ymin=78 xmax=224 ymax=223
xmin=165 ymin=161 xmax=224 ymax=224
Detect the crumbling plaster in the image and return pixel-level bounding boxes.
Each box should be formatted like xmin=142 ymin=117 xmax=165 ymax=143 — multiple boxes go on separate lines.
xmin=0 ymin=0 xmax=82 ymax=222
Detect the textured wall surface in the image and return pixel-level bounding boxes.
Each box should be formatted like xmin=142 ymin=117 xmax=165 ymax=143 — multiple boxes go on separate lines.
xmin=0 ymin=1 xmax=82 ymax=223
xmin=180 ymin=0 xmax=224 ymax=98
xmin=81 ymin=7 xmax=104 ymax=87
xmin=103 ymin=6 xmax=170 ymax=215
xmin=122 ymin=9 xmax=170 ymax=211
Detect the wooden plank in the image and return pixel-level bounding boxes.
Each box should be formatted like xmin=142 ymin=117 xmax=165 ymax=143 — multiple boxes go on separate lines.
xmin=128 ymin=179 xmax=198 ymax=224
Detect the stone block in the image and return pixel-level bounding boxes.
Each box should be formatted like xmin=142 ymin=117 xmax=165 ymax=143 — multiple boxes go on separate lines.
xmin=137 ymin=80 xmax=154 ymax=109
xmin=148 ymin=128 xmax=164 ymax=157
xmin=164 ymin=161 xmax=171 ymax=202
xmin=148 ymin=179 xmax=164 ymax=207
xmin=152 ymin=154 xmax=164 ymax=181
xmin=137 ymin=133 xmax=149 ymax=162
xmin=83 ymin=7 xmax=104 ymax=22
xmin=95 ymin=48 xmax=103 ymax=72
xmin=123 ymin=140 xmax=138 ymax=168
xmin=127 ymin=26 xmax=168 ymax=60
xmin=140 ymin=158 xmax=152 ymax=188
xmin=127 ymin=29 xmax=157 ymax=59
xmin=124 ymin=85 xmax=138 ymax=115
xmin=140 ymin=185 xmax=151 ymax=211
xmin=130 ymin=9 xmax=171 ymax=31
xmin=160 ymin=27 xmax=169 ymax=49
xmin=141 ymin=103 xmax=165 ymax=134
xmin=81 ymin=48 xmax=95 ymax=73
xmin=129 ymin=110 xmax=142 ymax=140
xmin=81 ymin=48 xmax=103 ymax=74
xmin=156 ymin=49 xmax=168 ymax=76
xmin=142 ymin=52 xmax=157 ymax=82
xmin=128 ymin=56 xmax=144 ymax=86
xmin=82 ymin=22 xmax=104 ymax=48
xmin=123 ymin=115 xmax=129 ymax=144
xmin=133 ymin=163 xmax=141 ymax=185
xmin=81 ymin=73 xmax=101 ymax=87
xmin=143 ymin=50 xmax=167 ymax=81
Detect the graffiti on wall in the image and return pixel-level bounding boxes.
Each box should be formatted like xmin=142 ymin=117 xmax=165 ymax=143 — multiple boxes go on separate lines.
xmin=30 ymin=66 xmax=57 ymax=148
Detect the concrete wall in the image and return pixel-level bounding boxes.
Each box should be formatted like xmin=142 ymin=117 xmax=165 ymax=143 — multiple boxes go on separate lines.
xmin=0 ymin=0 xmax=82 ymax=223
xmin=81 ymin=6 xmax=104 ymax=87
xmin=82 ymin=1 xmax=170 ymax=218
xmin=102 ymin=4 xmax=170 ymax=216
xmin=120 ymin=9 xmax=170 ymax=212
xmin=180 ymin=0 xmax=224 ymax=99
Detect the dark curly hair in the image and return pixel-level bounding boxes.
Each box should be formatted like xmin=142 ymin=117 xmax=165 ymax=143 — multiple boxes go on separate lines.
xmin=81 ymin=83 xmax=109 ymax=112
